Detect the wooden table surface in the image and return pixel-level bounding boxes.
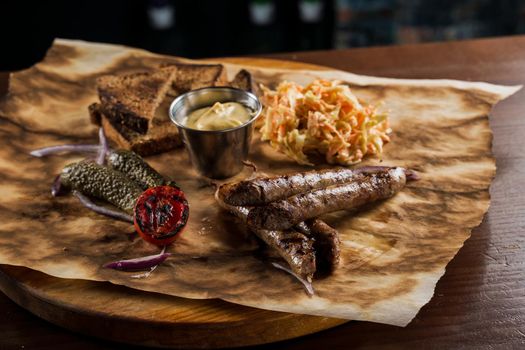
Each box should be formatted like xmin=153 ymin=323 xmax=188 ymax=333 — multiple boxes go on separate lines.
xmin=1 ymin=35 xmax=524 ymax=350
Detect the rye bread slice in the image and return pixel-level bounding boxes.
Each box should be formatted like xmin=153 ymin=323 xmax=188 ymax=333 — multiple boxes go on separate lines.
xmin=89 ymin=64 xmax=255 ymax=156
xmin=229 ymin=69 xmax=255 ymax=93
xmin=99 ymin=112 xmax=182 ymax=156
xmin=164 ymin=63 xmax=228 ymax=96
xmin=96 ymin=66 xmax=177 ymax=134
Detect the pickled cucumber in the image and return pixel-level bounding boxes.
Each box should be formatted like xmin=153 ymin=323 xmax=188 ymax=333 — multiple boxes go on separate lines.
xmin=60 ymin=161 xmax=143 ymax=214
xmin=106 ymin=150 xmax=177 ymax=189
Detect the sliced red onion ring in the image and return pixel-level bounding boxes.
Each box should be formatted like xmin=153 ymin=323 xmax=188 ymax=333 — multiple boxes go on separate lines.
xmin=405 ymin=169 xmax=421 ymax=181
xmin=73 ymin=191 xmax=133 ymax=223
xmin=104 ymin=247 xmax=170 ymax=271
xmin=51 ymin=174 xmax=67 ymax=197
xmin=96 ymin=127 xmax=109 ymax=165
xmin=30 ymin=144 xmax=100 ymax=157
xmin=272 ymin=262 xmax=315 ymax=297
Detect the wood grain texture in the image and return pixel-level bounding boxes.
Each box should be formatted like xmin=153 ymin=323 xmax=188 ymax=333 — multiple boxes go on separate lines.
xmin=0 ymin=265 xmax=346 ymax=348
xmin=0 ymin=36 xmax=524 ymax=350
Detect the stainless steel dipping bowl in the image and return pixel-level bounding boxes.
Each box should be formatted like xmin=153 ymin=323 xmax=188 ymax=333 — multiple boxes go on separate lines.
xmin=169 ymin=87 xmax=262 ymax=179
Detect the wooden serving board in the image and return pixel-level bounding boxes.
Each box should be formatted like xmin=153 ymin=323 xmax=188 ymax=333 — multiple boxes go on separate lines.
xmin=0 ymin=41 xmax=517 ymax=348
xmin=0 ymin=265 xmax=347 ymax=348
xmin=0 ymin=57 xmax=347 ymax=349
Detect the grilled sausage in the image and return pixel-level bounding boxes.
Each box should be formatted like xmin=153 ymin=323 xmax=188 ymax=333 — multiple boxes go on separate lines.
xmin=247 ymin=167 xmax=407 ymax=231
xmin=218 ymin=166 xmax=392 ymax=206
xmin=294 ymin=219 xmax=341 ymax=273
xmin=305 ymin=219 xmax=341 ymax=273
xmin=215 ymin=191 xmax=316 ymax=281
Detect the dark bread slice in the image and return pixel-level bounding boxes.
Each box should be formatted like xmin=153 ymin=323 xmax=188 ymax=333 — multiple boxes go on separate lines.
xmin=88 ymin=102 xmax=103 ymax=125
xmin=229 ymin=69 xmax=255 ymax=93
xmin=99 ymin=112 xmax=182 ymax=156
xmin=163 ymin=63 xmax=228 ymax=96
xmin=96 ymin=66 xmax=177 ymax=134
xmin=90 ymin=64 xmax=255 ymax=156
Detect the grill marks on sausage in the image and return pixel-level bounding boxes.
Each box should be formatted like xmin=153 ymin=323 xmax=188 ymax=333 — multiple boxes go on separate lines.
xmin=294 ymin=219 xmax=341 ymax=275
xmin=218 ymin=167 xmax=392 ymax=206
xmin=247 ymin=168 xmax=407 ymax=231
xmin=217 ymin=166 xmax=409 ymax=277
xmin=305 ymin=219 xmax=341 ymax=275
xmin=215 ymin=192 xmax=316 ymax=280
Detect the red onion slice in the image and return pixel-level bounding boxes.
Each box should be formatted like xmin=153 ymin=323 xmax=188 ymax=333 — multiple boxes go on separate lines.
xmin=73 ymin=191 xmax=133 ymax=223
xmin=104 ymin=247 xmax=170 ymax=271
xmin=51 ymin=174 xmax=67 ymax=197
xmin=96 ymin=127 xmax=109 ymax=165
xmin=30 ymin=144 xmax=100 ymax=157
xmin=272 ymin=262 xmax=315 ymax=297
xmin=405 ymin=169 xmax=421 ymax=181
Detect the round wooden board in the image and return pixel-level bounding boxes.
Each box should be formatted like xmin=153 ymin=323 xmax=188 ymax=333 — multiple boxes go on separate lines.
xmin=0 ymin=57 xmax=348 ymax=348
xmin=0 ymin=265 xmax=347 ymax=348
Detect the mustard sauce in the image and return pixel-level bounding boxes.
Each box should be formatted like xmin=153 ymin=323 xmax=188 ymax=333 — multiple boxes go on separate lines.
xmin=184 ymin=102 xmax=253 ymax=131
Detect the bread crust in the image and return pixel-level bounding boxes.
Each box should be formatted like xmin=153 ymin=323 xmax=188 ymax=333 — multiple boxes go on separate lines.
xmin=91 ymin=63 xmax=255 ymax=156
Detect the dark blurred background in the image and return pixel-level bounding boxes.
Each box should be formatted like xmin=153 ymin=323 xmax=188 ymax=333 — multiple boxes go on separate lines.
xmin=1 ymin=0 xmax=524 ymax=70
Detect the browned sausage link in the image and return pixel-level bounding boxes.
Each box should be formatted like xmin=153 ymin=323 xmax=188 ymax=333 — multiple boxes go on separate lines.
xmin=214 ymin=192 xmax=316 ymax=281
xmin=247 ymin=167 xmax=407 ymax=231
xmin=306 ymin=219 xmax=341 ymax=273
xmin=218 ymin=166 xmax=392 ymax=206
xmin=294 ymin=219 xmax=341 ymax=273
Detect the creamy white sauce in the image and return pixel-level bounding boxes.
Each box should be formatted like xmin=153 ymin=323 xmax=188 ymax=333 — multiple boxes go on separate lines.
xmin=184 ymin=102 xmax=253 ymax=131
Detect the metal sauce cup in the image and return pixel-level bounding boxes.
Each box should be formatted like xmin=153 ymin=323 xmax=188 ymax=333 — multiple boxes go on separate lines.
xmin=169 ymin=87 xmax=262 ymax=179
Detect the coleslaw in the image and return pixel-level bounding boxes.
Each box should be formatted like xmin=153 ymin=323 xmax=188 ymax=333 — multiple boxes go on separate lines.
xmin=257 ymin=79 xmax=391 ymax=166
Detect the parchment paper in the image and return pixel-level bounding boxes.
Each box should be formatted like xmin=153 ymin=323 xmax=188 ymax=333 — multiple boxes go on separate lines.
xmin=0 ymin=39 xmax=520 ymax=326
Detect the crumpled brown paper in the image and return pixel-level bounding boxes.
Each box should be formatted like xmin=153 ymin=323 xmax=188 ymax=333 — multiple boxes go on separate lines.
xmin=0 ymin=39 xmax=520 ymax=326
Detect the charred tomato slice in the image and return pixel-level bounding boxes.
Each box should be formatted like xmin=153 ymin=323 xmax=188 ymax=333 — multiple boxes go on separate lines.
xmin=134 ymin=186 xmax=189 ymax=246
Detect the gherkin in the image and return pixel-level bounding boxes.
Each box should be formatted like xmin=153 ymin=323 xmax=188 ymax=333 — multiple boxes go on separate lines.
xmin=106 ymin=149 xmax=168 ymax=189
xmin=60 ymin=160 xmax=143 ymax=214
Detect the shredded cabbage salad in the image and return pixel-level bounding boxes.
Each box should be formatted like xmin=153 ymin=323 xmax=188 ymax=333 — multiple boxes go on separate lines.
xmin=257 ymin=79 xmax=391 ymax=166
